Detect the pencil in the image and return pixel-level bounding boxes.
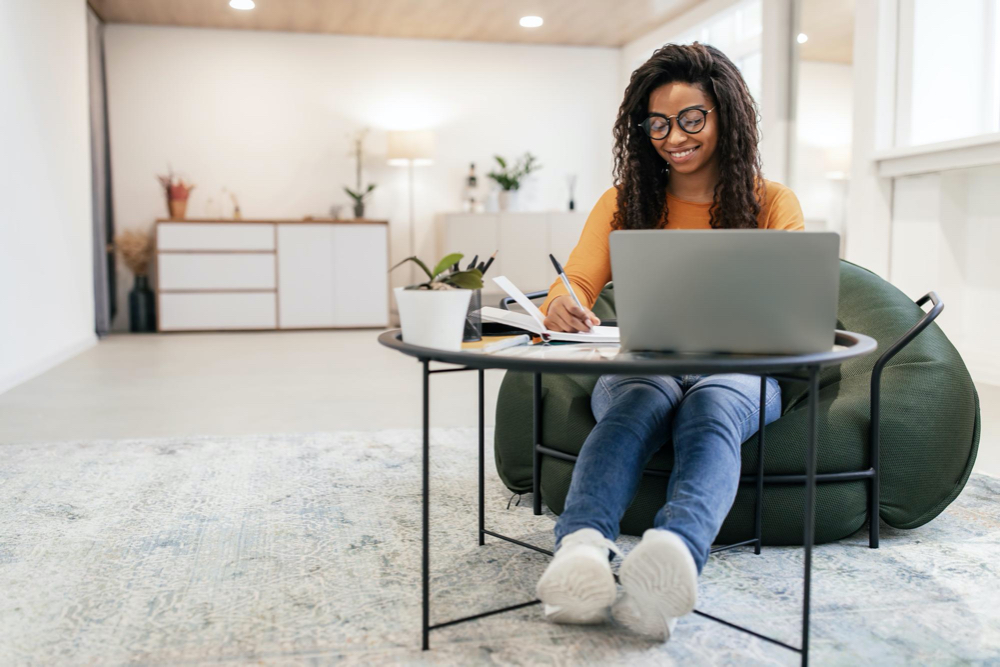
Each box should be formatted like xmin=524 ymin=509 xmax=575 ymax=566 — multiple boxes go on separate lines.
xmin=481 ymin=250 xmax=498 ymax=275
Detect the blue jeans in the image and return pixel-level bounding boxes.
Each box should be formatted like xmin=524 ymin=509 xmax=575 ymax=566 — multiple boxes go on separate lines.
xmin=554 ymin=373 xmax=782 ymax=573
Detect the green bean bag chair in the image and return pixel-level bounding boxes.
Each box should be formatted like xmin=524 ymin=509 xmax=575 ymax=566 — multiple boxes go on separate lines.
xmin=493 ymin=260 xmax=981 ymax=545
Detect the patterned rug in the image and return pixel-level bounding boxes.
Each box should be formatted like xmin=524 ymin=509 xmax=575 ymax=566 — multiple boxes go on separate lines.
xmin=0 ymin=429 xmax=997 ymax=665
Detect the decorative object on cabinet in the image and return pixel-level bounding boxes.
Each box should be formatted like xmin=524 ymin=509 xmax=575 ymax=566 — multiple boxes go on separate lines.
xmin=115 ymin=228 xmax=157 ymax=332
xmin=462 ymin=163 xmax=481 ymax=212
xmin=438 ymin=211 xmax=586 ymax=298
xmin=390 ymin=252 xmax=483 ymax=351
xmin=229 ymin=190 xmax=242 ymax=220
xmin=154 ymin=219 xmax=389 ymax=332
xmin=387 ymin=130 xmax=436 ymax=283
xmin=566 ymin=173 xmax=577 ymax=211
xmin=488 ymin=153 xmax=540 ymax=212
xmin=156 ymin=169 xmax=195 ymax=221
xmin=345 ymin=128 xmax=376 ymax=219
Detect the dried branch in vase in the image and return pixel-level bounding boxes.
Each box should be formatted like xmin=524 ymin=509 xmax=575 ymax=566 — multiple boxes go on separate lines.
xmin=115 ymin=229 xmax=155 ymax=277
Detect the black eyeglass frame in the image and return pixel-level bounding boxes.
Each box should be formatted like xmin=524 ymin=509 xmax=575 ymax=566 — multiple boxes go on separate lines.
xmin=638 ymin=106 xmax=716 ymax=139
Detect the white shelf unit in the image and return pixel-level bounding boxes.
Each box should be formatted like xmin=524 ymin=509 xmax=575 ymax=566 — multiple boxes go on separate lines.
xmin=438 ymin=211 xmax=587 ymax=301
xmin=155 ymin=220 xmax=389 ymax=332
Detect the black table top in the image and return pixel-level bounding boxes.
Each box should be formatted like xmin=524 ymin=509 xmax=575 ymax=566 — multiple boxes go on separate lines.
xmin=378 ymin=329 xmax=878 ymax=376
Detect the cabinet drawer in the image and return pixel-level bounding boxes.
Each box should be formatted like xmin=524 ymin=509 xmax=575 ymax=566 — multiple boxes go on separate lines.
xmin=159 ymin=292 xmax=276 ymax=331
xmin=158 ymin=223 xmax=275 ymax=251
xmin=158 ymin=253 xmax=276 ymax=290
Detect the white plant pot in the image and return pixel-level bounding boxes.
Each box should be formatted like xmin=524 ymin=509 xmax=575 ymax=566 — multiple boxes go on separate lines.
xmin=498 ymin=189 xmax=518 ymax=212
xmin=394 ymin=287 xmax=472 ymax=351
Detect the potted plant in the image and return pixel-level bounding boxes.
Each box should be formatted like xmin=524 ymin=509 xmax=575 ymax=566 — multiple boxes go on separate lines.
xmin=391 ymin=253 xmax=483 ymax=350
xmin=156 ymin=169 xmax=195 ymax=220
xmin=488 ymin=152 xmax=540 ymax=211
xmin=115 ymin=228 xmax=157 ymax=332
xmin=345 ymin=128 xmax=376 ymax=218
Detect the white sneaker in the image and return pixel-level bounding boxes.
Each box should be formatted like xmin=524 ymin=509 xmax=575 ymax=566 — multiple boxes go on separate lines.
xmin=612 ymin=529 xmax=698 ymax=640
xmin=536 ymin=528 xmax=621 ymax=624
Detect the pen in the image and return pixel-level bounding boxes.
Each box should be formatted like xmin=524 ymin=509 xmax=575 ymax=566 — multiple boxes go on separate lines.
xmin=482 ymin=334 xmax=531 ymax=353
xmin=549 ymin=254 xmax=592 ymax=333
xmin=466 ymin=255 xmax=479 ymax=271
xmin=481 ymin=251 xmax=498 ymax=276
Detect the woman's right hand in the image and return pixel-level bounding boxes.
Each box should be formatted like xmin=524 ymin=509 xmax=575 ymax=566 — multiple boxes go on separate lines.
xmin=543 ymin=295 xmax=601 ymax=333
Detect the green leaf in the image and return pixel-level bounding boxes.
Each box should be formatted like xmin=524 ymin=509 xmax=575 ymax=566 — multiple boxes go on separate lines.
xmin=432 ymin=253 xmax=463 ymax=279
xmin=389 ymin=256 xmax=435 ymax=281
xmin=446 ymin=269 xmax=484 ymax=290
xmin=344 ymin=186 xmax=360 ymax=201
xmin=494 ymin=155 xmax=507 ymax=168
xmin=365 ymin=183 xmax=376 ymax=193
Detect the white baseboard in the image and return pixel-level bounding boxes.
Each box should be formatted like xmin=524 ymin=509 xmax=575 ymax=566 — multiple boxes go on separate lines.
xmin=963 ymin=347 xmax=1000 ymax=388
xmin=0 ymin=333 xmax=97 ymax=396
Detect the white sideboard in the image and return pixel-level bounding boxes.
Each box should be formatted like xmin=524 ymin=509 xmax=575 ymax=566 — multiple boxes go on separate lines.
xmin=155 ymin=219 xmax=389 ymax=332
xmin=437 ymin=211 xmax=587 ymax=298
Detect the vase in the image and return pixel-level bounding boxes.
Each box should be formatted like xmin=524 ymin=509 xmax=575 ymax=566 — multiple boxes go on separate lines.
xmin=169 ymin=199 xmax=187 ymax=220
xmin=498 ymin=190 xmax=514 ymax=212
xmin=394 ymin=287 xmax=472 ymax=351
xmin=354 ymin=202 xmax=365 ymax=218
xmin=462 ymin=289 xmax=483 ymax=342
xmin=129 ymin=275 xmax=157 ymax=333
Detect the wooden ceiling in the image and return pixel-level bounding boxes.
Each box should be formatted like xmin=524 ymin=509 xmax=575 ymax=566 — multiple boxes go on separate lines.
xmin=88 ymin=0 xmax=704 ymax=48
xmin=799 ymin=0 xmax=854 ymax=63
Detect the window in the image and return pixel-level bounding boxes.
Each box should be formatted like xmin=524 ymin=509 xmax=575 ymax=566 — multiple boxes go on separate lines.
xmin=897 ymin=0 xmax=1000 ymax=146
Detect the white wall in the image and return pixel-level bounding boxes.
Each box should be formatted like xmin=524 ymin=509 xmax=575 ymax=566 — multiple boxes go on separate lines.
xmin=103 ymin=26 xmax=620 ymax=327
xmin=889 ymin=165 xmax=1000 ymax=387
xmin=794 ymin=60 xmax=852 ymax=238
xmin=0 ymin=0 xmax=96 ymax=394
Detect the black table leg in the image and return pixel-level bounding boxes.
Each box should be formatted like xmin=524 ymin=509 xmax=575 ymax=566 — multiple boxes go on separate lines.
xmin=479 ymin=369 xmax=485 ymax=546
xmin=801 ymin=367 xmax=820 ymax=666
xmin=532 ymin=373 xmax=542 ymax=516
xmin=755 ymin=375 xmax=767 ymax=555
xmin=422 ymin=359 xmax=431 ymax=651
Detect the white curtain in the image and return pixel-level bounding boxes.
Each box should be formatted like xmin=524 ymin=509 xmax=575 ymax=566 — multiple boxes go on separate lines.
xmin=87 ymin=7 xmax=114 ymax=335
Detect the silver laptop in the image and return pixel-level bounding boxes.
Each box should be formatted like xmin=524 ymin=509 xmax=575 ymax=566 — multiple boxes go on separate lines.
xmin=608 ymin=230 xmax=840 ymax=354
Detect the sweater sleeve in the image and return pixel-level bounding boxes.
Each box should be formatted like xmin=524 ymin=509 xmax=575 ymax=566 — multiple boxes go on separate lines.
xmin=764 ymin=183 xmax=806 ymax=230
xmin=539 ymin=187 xmax=617 ymax=315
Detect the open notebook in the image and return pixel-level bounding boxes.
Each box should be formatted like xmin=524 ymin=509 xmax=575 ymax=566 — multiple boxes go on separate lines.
xmin=479 ymin=276 xmax=620 ymax=343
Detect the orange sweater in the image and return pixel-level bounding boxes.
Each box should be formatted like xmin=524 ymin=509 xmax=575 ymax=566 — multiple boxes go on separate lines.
xmin=540 ymin=180 xmax=805 ymax=314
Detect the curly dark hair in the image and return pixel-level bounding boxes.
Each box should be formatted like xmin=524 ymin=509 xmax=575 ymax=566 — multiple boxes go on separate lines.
xmin=612 ymin=42 xmax=763 ymax=230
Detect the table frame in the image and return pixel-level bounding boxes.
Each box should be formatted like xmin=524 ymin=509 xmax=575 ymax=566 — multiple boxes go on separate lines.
xmin=380 ymin=292 xmax=941 ymax=667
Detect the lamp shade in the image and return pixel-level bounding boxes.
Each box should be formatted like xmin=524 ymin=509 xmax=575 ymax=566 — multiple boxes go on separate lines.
xmin=387 ymin=130 xmax=435 ymax=166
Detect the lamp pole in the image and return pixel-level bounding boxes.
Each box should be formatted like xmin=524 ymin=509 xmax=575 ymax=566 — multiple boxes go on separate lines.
xmin=408 ymin=160 xmax=416 ymax=285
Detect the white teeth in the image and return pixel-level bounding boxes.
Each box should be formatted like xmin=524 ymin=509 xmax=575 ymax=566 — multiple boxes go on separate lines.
xmin=671 ymin=148 xmax=695 ymax=158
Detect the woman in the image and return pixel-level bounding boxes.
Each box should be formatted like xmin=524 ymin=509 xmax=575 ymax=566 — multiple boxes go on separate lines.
xmin=535 ymin=43 xmax=804 ymax=640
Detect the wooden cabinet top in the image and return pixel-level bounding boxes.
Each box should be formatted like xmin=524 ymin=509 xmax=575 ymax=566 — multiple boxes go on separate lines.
xmin=156 ymin=218 xmax=388 ymax=225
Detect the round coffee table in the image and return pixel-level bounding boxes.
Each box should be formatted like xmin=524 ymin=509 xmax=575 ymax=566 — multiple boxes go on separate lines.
xmin=379 ymin=329 xmax=877 ymax=665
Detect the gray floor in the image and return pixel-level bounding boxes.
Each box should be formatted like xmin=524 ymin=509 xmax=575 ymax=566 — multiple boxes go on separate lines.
xmin=0 ymin=331 xmax=503 ymax=442
xmin=1 ymin=330 xmax=997 ymax=477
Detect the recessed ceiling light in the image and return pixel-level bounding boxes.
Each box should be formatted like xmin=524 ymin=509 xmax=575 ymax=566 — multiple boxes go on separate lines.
xmin=797 ymin=33 xmax=809 ymax=44
xmin=230 ymin=0 xmax=255 ymax=10
xmin=520 ymin=16 xmax=544 ymax=28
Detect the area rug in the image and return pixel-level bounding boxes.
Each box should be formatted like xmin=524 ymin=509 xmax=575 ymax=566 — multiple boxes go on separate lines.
xmin=0 ymin=429 xmax=997 ymax=665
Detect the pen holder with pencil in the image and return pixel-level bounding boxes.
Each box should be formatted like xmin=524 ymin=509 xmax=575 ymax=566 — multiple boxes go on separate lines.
xmin=463 ymin=289 xmax=483 ymax=342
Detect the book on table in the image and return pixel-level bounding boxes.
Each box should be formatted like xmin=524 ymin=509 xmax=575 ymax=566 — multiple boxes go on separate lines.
xmin=478 ymin=276 xmax=620 ymax=344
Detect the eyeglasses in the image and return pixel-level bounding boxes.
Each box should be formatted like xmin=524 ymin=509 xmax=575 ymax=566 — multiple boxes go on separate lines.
xmin=638 ymin=106 xmax=716 ymax=140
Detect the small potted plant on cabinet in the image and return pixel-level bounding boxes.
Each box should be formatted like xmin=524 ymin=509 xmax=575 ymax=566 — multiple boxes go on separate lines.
xmin=488 ymin=152 xmax=540 ymax=211
xmin=391 ymin=253 xmax=483 ymax=350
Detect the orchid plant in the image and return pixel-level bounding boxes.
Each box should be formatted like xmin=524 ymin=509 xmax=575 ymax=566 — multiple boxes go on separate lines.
xmin=390 ymin=253 xmax=484 ymax=290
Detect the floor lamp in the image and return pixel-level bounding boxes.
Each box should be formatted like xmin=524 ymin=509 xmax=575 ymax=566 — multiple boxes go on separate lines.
xmin=387 ymin=130 xmax=435 ymax=285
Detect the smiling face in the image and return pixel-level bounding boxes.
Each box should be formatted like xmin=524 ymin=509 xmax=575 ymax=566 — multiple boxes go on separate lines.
xmin=646 ymin=82 xmax=718 ymax=176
